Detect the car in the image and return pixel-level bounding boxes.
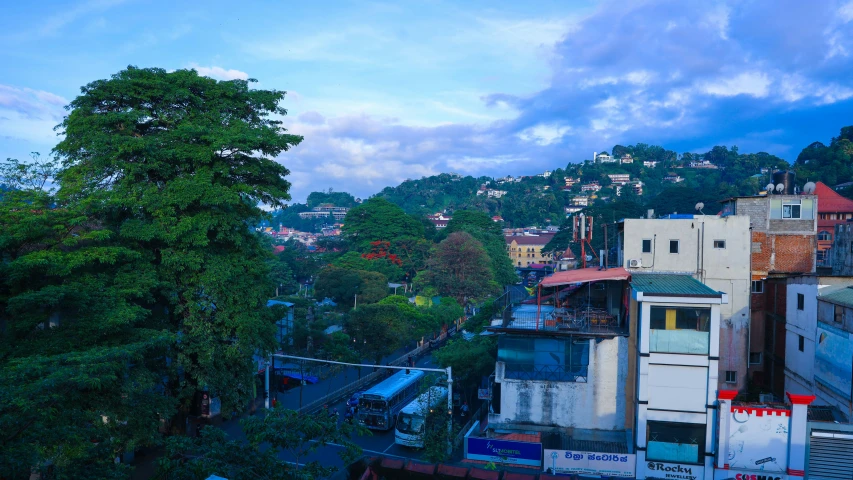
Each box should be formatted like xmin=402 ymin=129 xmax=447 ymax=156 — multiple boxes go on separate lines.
xmin=347 ymin=390 xmax=365 ymax=408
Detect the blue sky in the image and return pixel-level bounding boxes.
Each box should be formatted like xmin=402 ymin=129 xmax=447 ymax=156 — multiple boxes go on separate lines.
xmin=2 ymin=0 xmax=852 ymax=202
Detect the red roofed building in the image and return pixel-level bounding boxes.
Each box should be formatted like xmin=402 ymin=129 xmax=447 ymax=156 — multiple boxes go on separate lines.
xmin=815 ymin=181 xmax=853 ymax=267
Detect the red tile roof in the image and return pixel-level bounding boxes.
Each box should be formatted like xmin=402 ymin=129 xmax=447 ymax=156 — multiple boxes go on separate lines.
xmin=468 ymin=467 xmax=500 ymax=480
xmin=815 ymin=181 xmax=853 ymax=213
xmin=436 ymin=464 xmax=469 ymax=477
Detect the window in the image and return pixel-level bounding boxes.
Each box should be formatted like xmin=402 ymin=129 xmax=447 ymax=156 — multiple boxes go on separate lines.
xmin=751 ymin=280 xmax=763 ymax=293
xmin=782 ymin=203 xmax=801 ymax=219
xmin=797 ymin=293 xmax=805 ymax=310
xmin=669 ymin=240 xmax=679 ymax=254
xmin=799 ymin=335 xmax=804 ymax=352
xmin=642 ymin=239 xmax=652 ymax=253
xmin=749 ymin=352 xmax=761 ymax=364
xmin=818 ymin=231 xmax=832 ymax=241
xmin=649 ymin=306 xmax=711 ymax=354
xmin=725 ymin=370 xmax=737 ymax=383
xmin=647 ymin=421 xmax=706 ymax=464
xmin=835 ymin=305 xmax=844 ymax=323
xmin=713 ymin=240 xmax=726 ymax=249
xmin=498 ymin=336 xmax=590 ymax=382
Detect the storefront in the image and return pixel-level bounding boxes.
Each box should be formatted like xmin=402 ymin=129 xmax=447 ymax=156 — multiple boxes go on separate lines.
xmin=543 ymin=449 xmax=635 ymax=477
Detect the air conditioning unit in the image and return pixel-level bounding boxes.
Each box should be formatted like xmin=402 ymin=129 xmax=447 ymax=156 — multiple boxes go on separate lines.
xmin=628 ymin=259 xmax=642 ymax=268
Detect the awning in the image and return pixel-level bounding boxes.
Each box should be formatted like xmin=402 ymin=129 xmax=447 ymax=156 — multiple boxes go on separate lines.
xmin=277 ymin=371 xmax=319 ymax=384
xmin=540 ymin=267 xmax=631 ymax=287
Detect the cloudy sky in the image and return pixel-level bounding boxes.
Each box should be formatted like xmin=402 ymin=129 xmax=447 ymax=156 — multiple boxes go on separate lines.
xmin=2 ymin=0 xmax=852 ymax=202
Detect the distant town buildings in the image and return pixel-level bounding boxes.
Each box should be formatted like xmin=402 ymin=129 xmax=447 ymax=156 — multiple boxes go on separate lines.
xmin=580 ymin=182 xmax=601 ymax=192
xmin=426 ymin=213 xmax=451 ymax=229
xmin=643 ymin=160 xmax=658 ymax=168
xmin=814 ymin=181 xmax=853 ymax=268
xmin=615 ymin=181 xmax=643 ymax=196
xmin=594 ymin=151 xmax=616 ymax=163
xmin=663 ymin=174 xmax=684 ymax=183
xmin=505 ymin=233 xmax=555 ymax=267
xmin=607 ymin=173 xmax=631 ymax=185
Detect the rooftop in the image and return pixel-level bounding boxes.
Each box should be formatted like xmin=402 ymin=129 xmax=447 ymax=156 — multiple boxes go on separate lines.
xmin=819 ymin=285 xmax=853 ymax=308
xmin=505 ymin=234 xmax=555 ymax=246
xmin=815 ymin=181 xmax=853 ymax=213
xmin=631 ymin=274 xmax=722 ymax=298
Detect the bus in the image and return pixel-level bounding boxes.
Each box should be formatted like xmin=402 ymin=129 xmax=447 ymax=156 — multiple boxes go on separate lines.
xmin=358 ymin=370 xmax=425 ymax=431
xmin=394 ymin=386 xmax=449 ymax=448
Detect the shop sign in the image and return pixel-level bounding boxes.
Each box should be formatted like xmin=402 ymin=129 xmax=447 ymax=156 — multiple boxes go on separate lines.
xmin=467 ymin=437 xmax=542 ymax=467
xmin=645 ymin=461 xmax=704 ymax=480
xmin=544 ymin=449 xmax=635 ymax=477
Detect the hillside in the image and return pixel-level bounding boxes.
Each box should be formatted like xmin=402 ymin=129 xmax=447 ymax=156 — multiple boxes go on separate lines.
xmin=272 ymin=125 xmax=853 ymax=231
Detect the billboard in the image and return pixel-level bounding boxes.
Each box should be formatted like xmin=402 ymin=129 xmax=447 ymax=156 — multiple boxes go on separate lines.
xmin=544 ymin=450 xmax=635 ymax=477
xmin=814 ymin=321 xmax=853 ymax=400
xmin=467 ymin=437 xmax=542 ymax=467
xmin=728 ymin=407 xmax=790 ymax=472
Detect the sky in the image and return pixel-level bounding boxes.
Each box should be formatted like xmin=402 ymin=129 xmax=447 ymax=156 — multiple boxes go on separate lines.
xmin=1 ymin=0 xmax=852 ymax=202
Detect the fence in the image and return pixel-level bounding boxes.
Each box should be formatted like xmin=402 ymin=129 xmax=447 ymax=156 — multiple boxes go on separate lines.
xmin=296 ymin=324 xmax=456 ymax=415
xmin=453 ymin=403 xmax=485 ymax=448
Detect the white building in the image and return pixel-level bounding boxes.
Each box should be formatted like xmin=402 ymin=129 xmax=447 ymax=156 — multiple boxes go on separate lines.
xmin=631 ymin=274 xmax=726 ymax=480
xmin=608 ymin=173 xmax=631 ymax=185
xmin=784 ymin=276 xmax=853 ymax=402
xmin=595 ymin=152 xmax=616 ymax=163
xmin=643 ymin=161 xmax=658 ymax=168
xmin=618 ymin=215 xmax=751 ymax=391
xmin=616 ymin=181 xmax=643 ymax=196
xmin=581 ymin=183 xmax=601 ymax=193
xmin=571 ymin=196 xmax=590 ymax=206
xmin=620 ymin=154 xmax=634 ymax=164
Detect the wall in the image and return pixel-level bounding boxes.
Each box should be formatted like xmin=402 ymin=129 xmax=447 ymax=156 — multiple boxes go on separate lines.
xmin=622 ymin=216 xmax=750 ymax=390
xmin=833 ymin=223 xmax=853 ymax=276
xmin=496 ymin=336 xmax=628 ymax=429
xmin=813 ymin=304 xmax=853 ymax=418
xmin=750 ymin=231 xmax=816 ymax=276
xmin=727 ymin=406 xmax=791 ymax=472
xmin=784 ymin=280 xmax=820 ymax=396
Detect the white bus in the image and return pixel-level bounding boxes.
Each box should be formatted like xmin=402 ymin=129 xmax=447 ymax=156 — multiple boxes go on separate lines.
xmin=394 ymin=386 xmax=449 ymax=448
xmin=357 ymin=370 xmax=425 ymax=431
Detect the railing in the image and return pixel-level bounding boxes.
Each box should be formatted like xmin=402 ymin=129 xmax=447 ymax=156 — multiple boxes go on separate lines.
xmin=491 ymin=309 xmax=629 ymax=336
xmin=453 ymin=403 xmax=485 ymax=448
xmin=296 ymin=325 xmax=456 ymax=415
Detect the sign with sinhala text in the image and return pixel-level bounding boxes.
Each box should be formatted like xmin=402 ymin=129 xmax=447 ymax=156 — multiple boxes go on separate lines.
xmin=466 ymin=437 xmax=542 ymax=467
xmin=544 ymin=449 xmax=635 ymax=477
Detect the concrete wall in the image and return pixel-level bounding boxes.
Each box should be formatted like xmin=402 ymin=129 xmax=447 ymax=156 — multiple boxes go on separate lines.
xmin=495 ymin=336 xmax=628 ymax=429
xmin=784 ymin=279 xmax=820 ymax=396
xmin=833 ymin=223 xmax=853 ymax=276
xmin=622 ymin=216 xmax=750 ymax=390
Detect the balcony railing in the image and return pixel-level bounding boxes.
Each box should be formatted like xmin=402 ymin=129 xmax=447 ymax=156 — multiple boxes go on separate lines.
xmin=490 ymin=307 xmax=628 ymax=336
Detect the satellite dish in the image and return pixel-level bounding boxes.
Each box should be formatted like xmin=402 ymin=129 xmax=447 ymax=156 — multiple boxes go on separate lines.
xmin=695 ymin=202 xmax=705 ymax=213
xmin=766 ymin=183 xmax=775 ymax=193
xmin=803 ymin=182 xmax=816 ymax=194
xmin=776 ymin=183 xmax=784 ymax=192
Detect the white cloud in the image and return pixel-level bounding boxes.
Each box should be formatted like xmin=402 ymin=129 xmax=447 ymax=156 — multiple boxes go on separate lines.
xmin=517 ymin=123 xmax=571 ymax=146
xmin=190 ymin=65 xmax=249 ymax=81
xmin=0 ymin=85 xmax=68 ymax=144
xmin=698 ymin=72 xmax=771 ymax=98
xmin=840 ymin=1 xmax=853 ymax=22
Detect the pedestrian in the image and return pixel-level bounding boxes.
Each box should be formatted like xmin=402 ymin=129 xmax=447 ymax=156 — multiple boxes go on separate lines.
xmin=461 ymin=401 xmax=469 ymax=418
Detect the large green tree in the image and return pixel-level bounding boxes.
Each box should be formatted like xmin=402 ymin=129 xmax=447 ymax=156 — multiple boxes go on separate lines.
xmin=441 ymin=210 xmax=517 ymax=287
xmin=341 ymin=198 xmax=424 ymax=250
xmin=314 ymin=266 xmax=388 ymax=308
xmin=420 ymin=232 xmax=496 ymax=305
xmin=52 ymin=66 xmax=301 ymax=426
xmin=0 ymin=158 xmax=173 ymax=477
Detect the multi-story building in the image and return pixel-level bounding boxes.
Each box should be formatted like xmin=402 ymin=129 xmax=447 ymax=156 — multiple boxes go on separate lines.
xmin=643 ymin=160 xmax=658 ymax=168
xmin=814 ymin=181 xmax=853 ymax=268
xmin=616 ymin=181 xmax=643 ymax=197
xmin=595 ymin=152 xmax=616 ymax=163
xmin=784 ymin=276 xmax=853 ymax=401
xmin=581 ymin=183 xmax=601 ymax=193
xmin=608 ymin=173 xmax=631 ymax=185
xmin=297 ymin=204 xmax=350 ymax=220
xmin=833 ymin=222 xmax=853 ymax=275
xmin=505 ymin=234 xmax=556 ymax=268
xmin=618 ymin=215 xmax=751 ymax=390
xmin=564 ymin=177 xmax=579 ymax=187
xmin=620 ymin=154 xmax=634 ymax=164
xmin=571 ymin=196 xmax=590 ymax=206
xmin=630 ymin=274 xmax=726 ymax=480
xmin=720 ymin=188 xmax=817 ymax=388
xmin=663 ymin=174 xmax=684 ymax=183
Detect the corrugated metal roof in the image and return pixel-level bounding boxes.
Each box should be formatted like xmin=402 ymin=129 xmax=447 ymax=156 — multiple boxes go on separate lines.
xmin=819 ymin=286 xmax=853 ymax=308
xmin=631 ymin=274 xmax=721 ymax=297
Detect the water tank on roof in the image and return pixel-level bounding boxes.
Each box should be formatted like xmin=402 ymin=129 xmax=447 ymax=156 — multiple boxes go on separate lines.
xmin=771 ymin=171 xmax=796 ymax=195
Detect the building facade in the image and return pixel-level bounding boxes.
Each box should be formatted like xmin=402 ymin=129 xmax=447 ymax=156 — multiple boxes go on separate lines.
xmin=505 ymin=234 xmax=556 ymax=268
xmin=814 ymin=181 xmax=853 ymax=268
xmin=720 ymin=193 xmax=817 ymax=389
xmin=618 ymin=215 xmax=751 ymax=391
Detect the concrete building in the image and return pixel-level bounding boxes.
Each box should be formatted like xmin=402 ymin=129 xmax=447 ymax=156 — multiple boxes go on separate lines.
xmin=297 ymin=204 xmax=350 ymax=220
xmin=505 ymin=234 xmax=556 ymax=268
xmin=833 ymin=222 xmax=853 ymax=276
xmin=616 ymin=181 xmax=643 ymax=197
xmin=581 ymin=183 xmax=601 ymax=193
xmin=608 ymin=173 xmax=631 ymax=185
xmin=720 ymin=193 xmax=817 ymax=389
xmin=814 ymin=181 xmax=853 ymax=268
xmin=784 ymin=276 xmax=853 ymax=404
xmin=812 ymin=286 xmax=853 ymax=418
xmin=617 ymin=215 xmax=751 ymax=391
xmin=595 ymin=152 xmax=616 ymax=163
xmin=630 ymin=274 xmax=726 ymax=480
xmin=643 ymin=161 xmax=658 ymax=168
xmin=620 ymin=154 xmax=634 ymax=164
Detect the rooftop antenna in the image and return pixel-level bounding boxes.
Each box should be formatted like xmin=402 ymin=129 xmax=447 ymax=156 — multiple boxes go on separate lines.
xmin=765 ymin=183 xmax=775 ymax=194
xmin=695 ymin=202 xmax=705 ymax=215
xmin=803 ymin=182 xmax=816 ymax=194
xmin=775 ymin=183 xmax=784 ymax=193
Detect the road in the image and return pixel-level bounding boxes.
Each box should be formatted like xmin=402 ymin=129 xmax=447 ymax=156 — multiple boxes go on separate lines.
xmin=219 ymin=351 xmax=476 ymax=473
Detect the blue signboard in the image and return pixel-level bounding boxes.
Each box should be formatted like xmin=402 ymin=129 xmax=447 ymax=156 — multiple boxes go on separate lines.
xmin=467 ymin=437 xmax=542 ymax=467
